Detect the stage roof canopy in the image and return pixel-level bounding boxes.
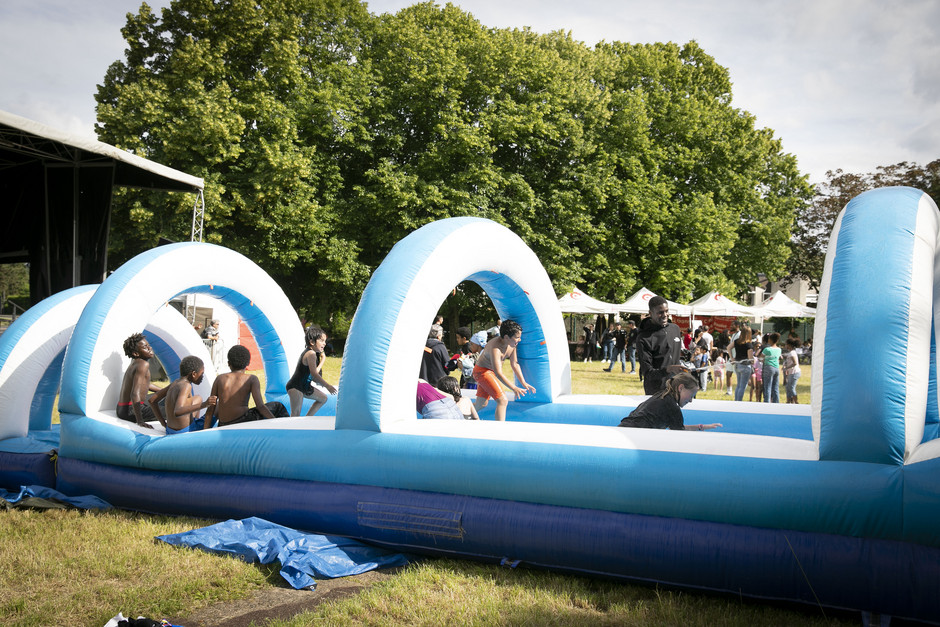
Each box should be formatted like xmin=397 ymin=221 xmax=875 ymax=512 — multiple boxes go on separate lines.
xmin=0 ymin=110 xmax=203 ymax=303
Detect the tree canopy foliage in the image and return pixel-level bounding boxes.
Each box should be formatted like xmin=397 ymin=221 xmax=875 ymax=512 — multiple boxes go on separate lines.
xmin=787 ymin=159 xmax=940 ymax=291
xmin=96 ymin=0 xmax=813 ymax=327
xmin=0 ymin=264 xmax=29 ymax=304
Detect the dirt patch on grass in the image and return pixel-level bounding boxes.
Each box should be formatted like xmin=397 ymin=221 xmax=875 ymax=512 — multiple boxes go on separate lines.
xmin=170 ymin=569 xmax=397 ymax=627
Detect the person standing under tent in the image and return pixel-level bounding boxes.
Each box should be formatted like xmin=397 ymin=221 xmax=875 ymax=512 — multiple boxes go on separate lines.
xmin=581 ymin=323 xmax=596 ymax=362
xmin=731 ymin=326 xmax=754 ymax=402
xmin=600 ymin=323 xmax=615 ymax=363
xmin=604 ymin=322 xmax=628 ymax=373
xmin=700 ymin=324 xmax=714 ymax=352
xmin=626 ymin=320 xmax=638 ymax=374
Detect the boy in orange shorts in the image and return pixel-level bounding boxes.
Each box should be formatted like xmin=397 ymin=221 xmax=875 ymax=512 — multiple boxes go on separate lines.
xmin=472 ymin=319 xmax=536 ymax=421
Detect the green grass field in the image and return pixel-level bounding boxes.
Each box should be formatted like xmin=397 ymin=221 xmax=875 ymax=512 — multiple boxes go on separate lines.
xmin=320 ymin=354 xmax=810 ymax=403
xmin=2 ymin=356 xmax=827 ymax=626
xmin=561 ymin=358 xmax=810 ymax=403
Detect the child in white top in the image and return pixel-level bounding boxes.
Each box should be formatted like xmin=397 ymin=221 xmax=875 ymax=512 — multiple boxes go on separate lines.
xmin=711 ymin=348 xmax=726 ymax=395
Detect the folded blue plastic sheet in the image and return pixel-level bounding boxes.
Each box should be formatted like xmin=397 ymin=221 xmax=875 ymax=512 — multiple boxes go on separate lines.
xmin=156 ymin=517 xmax=410 ymax=589
xmin=0 ymin=485 xmax=112 ymax=509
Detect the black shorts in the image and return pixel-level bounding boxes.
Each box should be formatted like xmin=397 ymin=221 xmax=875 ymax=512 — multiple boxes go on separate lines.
xmin=216 ymin=401 xmax=289 ymax=427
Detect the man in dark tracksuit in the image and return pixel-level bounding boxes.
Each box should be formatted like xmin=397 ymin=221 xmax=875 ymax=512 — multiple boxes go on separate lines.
xmin=419 ymin=324 xmax=454 ymax=384
xmin=636 ymin=295 xmax=684 ymax=395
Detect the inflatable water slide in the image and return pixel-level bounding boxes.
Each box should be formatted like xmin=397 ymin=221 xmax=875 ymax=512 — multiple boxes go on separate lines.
xmin=0 ymin=186 xmax=939 ymax=622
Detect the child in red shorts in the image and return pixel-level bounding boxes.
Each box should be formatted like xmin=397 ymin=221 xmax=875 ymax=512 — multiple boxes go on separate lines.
xmin=472 ymin=320 xmax=536 ymax=421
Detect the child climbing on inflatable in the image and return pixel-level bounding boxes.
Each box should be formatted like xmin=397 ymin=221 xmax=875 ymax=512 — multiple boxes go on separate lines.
xmin=472 ymin=319 xmax=536 ymax=421
xmin=286 ymin=325 xmax=337 ymax=416
xmin=204 ymin=345 xmax=289 ymax=428
xmin=436 ymin=375 xmax=479 ymax=419
xmin=116 ymin=333 xmax=166 ymax=429
xmin=163 ymin=356 xmax=217 ymax=435
xmin=416 ymin=379 xmax=464 ymax=420
xmin=617 ymin=372 xmax=722 ymax=431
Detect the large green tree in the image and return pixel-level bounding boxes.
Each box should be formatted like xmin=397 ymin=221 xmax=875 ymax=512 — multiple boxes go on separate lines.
xmin=787 ymin=159 xmax=939 ymax=290
xmin=589 ymin=41 xmax=812 ymax=302
xmin=96 ymin=0 xmax=375 ymax=321
xmin=0 ymin=264 xmax=29 ymax=304
xmin=98 ymin=0 xmax=811 ymax=327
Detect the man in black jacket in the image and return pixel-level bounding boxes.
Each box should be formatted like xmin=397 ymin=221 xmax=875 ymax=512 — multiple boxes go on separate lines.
xmin=604 ymin=322 xmax=628 ymax=373
xmin=420 ymin=324 xmax=455 ymax=383
xmin=626 ymin=319 xmax=639 ymax=374
xmin=636 ymin=296 xmax=685 ymax=395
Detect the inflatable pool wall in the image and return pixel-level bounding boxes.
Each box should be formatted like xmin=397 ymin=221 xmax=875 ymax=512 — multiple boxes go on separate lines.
xmin=2 ymin=187 xmax=940 ymax=622
xmin=0 ymin=284 xmax=217 ymax=488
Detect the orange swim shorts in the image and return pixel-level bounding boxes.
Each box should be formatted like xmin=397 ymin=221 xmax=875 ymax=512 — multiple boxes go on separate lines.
xmin=473 ymin=365 xmax=504 ymax=401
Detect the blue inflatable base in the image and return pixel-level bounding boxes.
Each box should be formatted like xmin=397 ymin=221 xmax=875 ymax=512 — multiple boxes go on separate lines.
xmin=56 ymin=457 xmax=940 ymax=623
xmin=0 ymin=451 xmax=57 ymax=490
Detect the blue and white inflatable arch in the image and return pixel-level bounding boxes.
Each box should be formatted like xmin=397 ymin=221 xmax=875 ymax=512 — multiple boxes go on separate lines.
xmin=812 ymin=186 xmax=940 ymax=463
xmin=0 ymin=285 xmax=221 ymax=439
xmin=337 ymin=217 xmax=571 ymax=432
xmin=58 ymin=243 xmax=304 ymax=421
xmin=0 ymin=286 xmax=97 ymax=438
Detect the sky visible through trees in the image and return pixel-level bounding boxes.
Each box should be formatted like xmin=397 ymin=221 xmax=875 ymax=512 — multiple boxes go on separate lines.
xmin=94 ymin=0 xmax=935 ymax=329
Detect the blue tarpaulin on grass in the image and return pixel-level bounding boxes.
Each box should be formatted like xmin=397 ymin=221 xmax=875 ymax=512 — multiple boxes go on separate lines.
xmin=0 ymin=485 xmax=112 ymax=509
xmin=156 ymin=517 xmax=410 ymax=590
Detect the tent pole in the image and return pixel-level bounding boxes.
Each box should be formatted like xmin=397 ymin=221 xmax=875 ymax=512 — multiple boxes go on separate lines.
xmin=72 ymin=154 xmax=80 ymax=287
xmin=42 ymin=165 xmax=52 ymax=296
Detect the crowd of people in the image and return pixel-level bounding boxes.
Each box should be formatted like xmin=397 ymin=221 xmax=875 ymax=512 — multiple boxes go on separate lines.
xmin=630 ymin=296 xmax=808 ymax=409
xmin=582 ymin=296 xmax=809 ymax=430
xmin=115 ymin=298 xmax=807 ymax=436
xmin=115 ymin=313 xmax=522 ymax=433
xmin=418 ymin=317 xmax=534 ymax=422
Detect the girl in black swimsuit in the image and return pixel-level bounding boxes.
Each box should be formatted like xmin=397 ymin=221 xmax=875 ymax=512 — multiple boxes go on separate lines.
xmin=285 ymin=325 xmax=337 ymax=416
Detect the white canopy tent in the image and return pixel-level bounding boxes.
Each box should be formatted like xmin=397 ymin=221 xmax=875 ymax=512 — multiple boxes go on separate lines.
xmin=750 ymin=290 xmax=816 ymax=334
xmin=617 ymin=287 xmax=692 ymax=316
xmin=752 ymin=290 xmax=816 ymax=320
xmin=687 ymin=291 xmax=756 ymax=318
xmin=557 ymin=288 xmax=619 ymax=314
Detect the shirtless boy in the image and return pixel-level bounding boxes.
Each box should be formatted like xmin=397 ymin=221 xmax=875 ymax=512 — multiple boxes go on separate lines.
xmin=163 ymin=355 xmax=216 ymax=435
xmin=204 ymin=345 xmax=288 ymax=428
xmin=116 ymin=333 xmax=165 ymax=429
xmin=472 ymin=319 xmax=536 ymax=421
